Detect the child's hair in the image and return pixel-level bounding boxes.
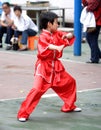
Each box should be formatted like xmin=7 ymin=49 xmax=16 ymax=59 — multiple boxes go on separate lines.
xmin=14 ymin=6 xmax=22 ymax=13
xmin=40 ymin=12 xmax=58 ymax=29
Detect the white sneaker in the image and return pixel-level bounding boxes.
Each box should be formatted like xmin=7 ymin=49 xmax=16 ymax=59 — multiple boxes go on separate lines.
xmin=73 ymin=107 xmax=82 ymax=112
xmin=18 ymin=118 xmax=27 ymax=122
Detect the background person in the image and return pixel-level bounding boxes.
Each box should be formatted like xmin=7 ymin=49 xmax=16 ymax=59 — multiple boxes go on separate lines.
xmin=0 ymin=2 xmax=15 ymax=50
xmin=82 ymin=0 xmax=101 ymax=63
xmin=12 ymin=6 xmax=38 ymax=51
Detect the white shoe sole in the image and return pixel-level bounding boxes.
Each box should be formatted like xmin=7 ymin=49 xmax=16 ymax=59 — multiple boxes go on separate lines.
xmin=18 ymin=118 xmax=27 ymax=122
xmin=73 ymin=107 xmax=82 ymax=112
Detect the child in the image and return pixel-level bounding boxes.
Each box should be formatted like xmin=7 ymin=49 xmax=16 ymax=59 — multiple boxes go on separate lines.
xmin=17 ymin=12 xmax=81 ymax=122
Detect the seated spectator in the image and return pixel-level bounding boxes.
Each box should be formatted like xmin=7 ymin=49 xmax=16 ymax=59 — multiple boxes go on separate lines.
xmin=0 ymin=2 xmax=15 ymax=50
xmin=12 ymin=6 xmax=38 ymax=51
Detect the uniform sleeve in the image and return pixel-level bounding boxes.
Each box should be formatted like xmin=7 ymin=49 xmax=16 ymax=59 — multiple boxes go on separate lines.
xmin=37 ymin=34 xmax=52 ymax=58
xmin=67 ymin=36 xmax=75 ymax=46
xmin=56 ymin=31 xmax=75 ymax=47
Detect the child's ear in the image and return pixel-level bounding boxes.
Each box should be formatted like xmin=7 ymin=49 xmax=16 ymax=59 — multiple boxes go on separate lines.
xmin=48 ymin=22 xmax=52 ymax=27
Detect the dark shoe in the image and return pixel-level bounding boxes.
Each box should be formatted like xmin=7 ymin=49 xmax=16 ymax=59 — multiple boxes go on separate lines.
xmin=0 ymin=44 xmax=2 ymax=48
xmin=6 ymin=45 xmax=12 ymax=50
xmin=86 ymin=60 xmax=99 ymax=64
xmin=12 ymin=43 xmax=19 ymax=51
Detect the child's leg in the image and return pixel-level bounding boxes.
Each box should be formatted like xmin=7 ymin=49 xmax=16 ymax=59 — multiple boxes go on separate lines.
xmin=17 ymin=76 xmax=50 ymax=119
xmin=52 ymin=71 xmax=77 ymax=112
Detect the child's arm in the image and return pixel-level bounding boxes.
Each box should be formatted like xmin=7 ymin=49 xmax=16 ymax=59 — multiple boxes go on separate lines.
xmin=61 ymin=32 xmax=75 ymax=46
xmin=48 ymin=44 xmax=64 ymax=52
xmin=62 ymin=32 xmax=74 ymax=40
xmin=56 ymin=31 xmax=75 ymax=47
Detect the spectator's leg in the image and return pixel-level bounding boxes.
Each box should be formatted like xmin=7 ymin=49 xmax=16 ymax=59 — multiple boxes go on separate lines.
xmin=14 ymin=30 xmax=22 ymax=38
xmin=20 ymin=29 xmax=37 ymax=51
xmin=86 ymin=26 xmax=101 ymax=63
xmin=5 ymin=26 xmax=14 ymax=45
xmin=0 ymin=26 xmax=7 ymax=47
xmin=21 ymin=29 xmax=37 ymax=45
xmin=5 ymin=26 xmax=14 ymax=50
xmin=27 ymin=29 xmax=37 ymax=37
xmin=21 ymin=30 xmax=28 ymax=46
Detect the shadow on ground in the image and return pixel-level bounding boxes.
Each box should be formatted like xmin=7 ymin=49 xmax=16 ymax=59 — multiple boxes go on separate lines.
xmin=0 ymin=89 xmax=101 ymax=130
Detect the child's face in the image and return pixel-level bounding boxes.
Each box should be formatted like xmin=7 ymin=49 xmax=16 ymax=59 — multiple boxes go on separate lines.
xmin=49 ymin=18 xmax=59 ymax=32
xmin=14 ymin=10 xmax=21 ymax=18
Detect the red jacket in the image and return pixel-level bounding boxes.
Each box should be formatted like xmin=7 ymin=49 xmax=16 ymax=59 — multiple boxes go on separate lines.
xmin=35 ymin=29 xmax=75 ymax=83
xmin=82 ymin=0 xmax=101 ymax=25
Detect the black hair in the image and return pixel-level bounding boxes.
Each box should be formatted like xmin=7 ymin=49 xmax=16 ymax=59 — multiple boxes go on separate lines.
xmin=14 ymin=6 xmax=22 ymax=13
xmin=40 ymin=12 xmax=58 ymax=29
xmin=2 ymin=2 xmax=10 ymax=7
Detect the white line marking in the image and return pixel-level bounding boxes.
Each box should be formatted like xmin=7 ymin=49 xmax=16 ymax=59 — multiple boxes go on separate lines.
xmin=78 ymin=88 xmax=101 ymax=92
xmin=0 ymin=88 xmax=101 ymax=102
xmin=0 ymin=50 xmax=85 ymax=64
xmin=61 ymin=58 xmax=86 ymax=64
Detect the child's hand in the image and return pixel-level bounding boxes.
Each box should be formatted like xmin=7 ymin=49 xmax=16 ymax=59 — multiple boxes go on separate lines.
xmin=56 ymin=45 xmax=64 ymax=52
xmin=48 ymin=44 xmax=64 ymax=52
xmin=62 ymin=33 xmax=74 ymax=39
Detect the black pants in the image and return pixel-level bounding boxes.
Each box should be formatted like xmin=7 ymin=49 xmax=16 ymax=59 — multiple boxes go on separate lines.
xmin=0 ymin=26 xmax=14 ymax=45
xmin=86 ymin=25 xmax=101 ymax=62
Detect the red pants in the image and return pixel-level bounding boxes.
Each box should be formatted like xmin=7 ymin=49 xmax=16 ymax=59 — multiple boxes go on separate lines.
xmin=17 ymin=71 xmax=76 ymax=119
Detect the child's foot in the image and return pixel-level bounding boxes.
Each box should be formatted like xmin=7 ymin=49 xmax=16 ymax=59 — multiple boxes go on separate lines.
xmin=73 ymin=107 xmax=82 ymax=112
xmin=18 ymin=118 xmax=27 ymax=122
xmin=61 ymin=107 xmax=82 ymax=112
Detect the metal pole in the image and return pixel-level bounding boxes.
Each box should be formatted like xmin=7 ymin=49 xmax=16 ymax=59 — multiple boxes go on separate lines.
xmin=74 ymin=0 xmax=82 ymax=56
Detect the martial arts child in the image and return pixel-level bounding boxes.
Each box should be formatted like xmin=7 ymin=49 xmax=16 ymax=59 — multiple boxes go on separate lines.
xmin=17 ymin=12 xmax=81 ymax=122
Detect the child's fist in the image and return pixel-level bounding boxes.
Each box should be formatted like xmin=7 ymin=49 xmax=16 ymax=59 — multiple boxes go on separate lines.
xmin=56 ymin=45 xmax=64 ymax=52
xmin=62 ymin=33 xmax=74 ymax=39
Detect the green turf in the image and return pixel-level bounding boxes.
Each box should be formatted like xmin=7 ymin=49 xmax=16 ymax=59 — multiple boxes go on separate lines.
xmin=0 ymin=89 xmax=101 ymax=130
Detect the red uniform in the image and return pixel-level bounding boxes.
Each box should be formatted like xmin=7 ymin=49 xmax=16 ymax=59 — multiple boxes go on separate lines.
xmin=17 ymin=30 xmax=77 ymax=119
